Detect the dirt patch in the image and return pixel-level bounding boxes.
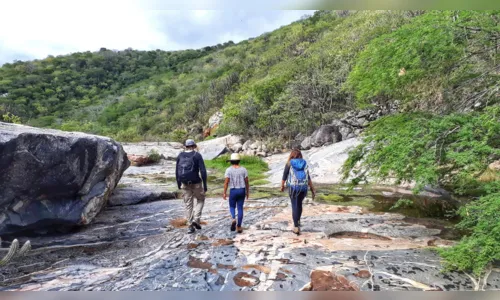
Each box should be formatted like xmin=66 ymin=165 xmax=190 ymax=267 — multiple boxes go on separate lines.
xmin=187 ymin=256 xmax=213 ymax=270
xmin=329 ymin=232 xmax=391 ymax=241
xmin=242 ymin=264 xmax=271 ymax=274
xmin=233 ymin=272 xmax=260 ymax=287
xmin=310 ymin=270 xmax=357 ymax=291
xmin=212 ymin=239 xmax=234 ymax=247
xmin=170 ymin=218 xmax=208 ymax=228
xmin=278 ymin=267 xmax=294 ymax=275
xmin=276 ymin=272 xmax=287 ymax=280
xmin=187 ymin=243 xmax=200 ymax=250
xmin=170 ymin=218 xmax=188 ymax=228
xmin=216 ymin=263 xmax=236 ymax=270
xmin=354 ymin=270 xmax=371 ymax=278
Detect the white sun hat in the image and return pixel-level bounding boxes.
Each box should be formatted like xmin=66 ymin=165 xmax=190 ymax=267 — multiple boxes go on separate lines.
xmin=228 ymin=153 xmax=241 ymax=161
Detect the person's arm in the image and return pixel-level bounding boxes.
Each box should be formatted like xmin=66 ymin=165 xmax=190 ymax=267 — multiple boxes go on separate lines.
xmin=280 ymin=163 xmax=290 ymax=192
xmin=223 ymin=178 xmax=230 ymax=200
xmin=245 ymin=169 xmax=249 ymax=200
xmin=198 ymin=154 xmax=208 ymax=192
xmin=175 ymin=155 xmax=181 ymax=189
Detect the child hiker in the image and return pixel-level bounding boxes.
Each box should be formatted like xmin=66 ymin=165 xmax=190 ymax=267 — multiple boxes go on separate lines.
xmin=223 ymin=153 xmax=249 ymax=233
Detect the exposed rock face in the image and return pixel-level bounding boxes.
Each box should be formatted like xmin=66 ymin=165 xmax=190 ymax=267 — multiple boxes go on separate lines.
xmin=208 ymin=111 xmax=224 ymax=129
xmin=121 ymin=142 xmax=183 ymax=161
xmin=310 ymin=125 xmax=342 ymax=148
xmin=108 ymin=186 xmax=177 ymax=206
xmin=299 ymin=104 xmax=399 ymax=150
xmin=0 ymin=122 xmax=129 ymax=236
xmin=127 ymin=154 xmax=154 ymax=167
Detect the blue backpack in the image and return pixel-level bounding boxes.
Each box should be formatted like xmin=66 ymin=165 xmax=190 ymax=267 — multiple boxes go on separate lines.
xmin=287 ymin=158 xmax=309 ymax=192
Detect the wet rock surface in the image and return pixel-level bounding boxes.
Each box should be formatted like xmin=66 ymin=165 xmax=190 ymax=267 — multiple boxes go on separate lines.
xmin=1 ymin=134 xmax=497 ymax=291
xmin=0 ymin=122 xmax=129 ymax=236
xmin=1 ymin=195 xmax=498 ymax=291
xmin=108 ymin=186 xmax=177 ymax=206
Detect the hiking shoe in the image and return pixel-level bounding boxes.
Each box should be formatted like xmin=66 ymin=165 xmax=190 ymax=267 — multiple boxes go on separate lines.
xmin=187 ymin=225 xmax=195 ymax=234
xmin=236 ymin=226 xmax=243 ymax=233
xmin=230 ymin=219 xmax=237 ymax=232
xmin=192 ymin=222 xmax=202 ymax=230
xmin=292 ymin=227 xmax=300 ymax=235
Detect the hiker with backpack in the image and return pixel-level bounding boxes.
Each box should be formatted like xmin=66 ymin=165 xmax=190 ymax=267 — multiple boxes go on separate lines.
xmin=176 ymin=139 xmax=208 ymax=234
xmin=223 ymin=153 xmax=249 ymax=233
xmin=280 ymin=149 xmax=316 ymax=235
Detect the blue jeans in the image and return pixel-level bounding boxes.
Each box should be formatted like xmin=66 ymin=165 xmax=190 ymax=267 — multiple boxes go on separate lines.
xmin=229 ymin=188 xmax=246 ymax=226
xmin=289 ymin=188 xmax=307 ymax=227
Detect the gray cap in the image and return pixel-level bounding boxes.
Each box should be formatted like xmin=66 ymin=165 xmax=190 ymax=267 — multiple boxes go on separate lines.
xmin=185 ymin=139 xmax=196 ymax=147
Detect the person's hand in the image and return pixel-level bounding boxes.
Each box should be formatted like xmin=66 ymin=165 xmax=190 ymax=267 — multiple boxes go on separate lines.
xmin=280 ymin=185 xmax=285 ymax=192
xmin=246 ymin=193 xmax=249 ymax=200
xmin=311 ymin=190 xmax=316 ymax=200
xmin=223 ymin=193 xmax=227 ymax=200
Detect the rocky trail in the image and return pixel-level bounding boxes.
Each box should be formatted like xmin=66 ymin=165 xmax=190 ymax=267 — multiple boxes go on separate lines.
xmin=1 ymin=132 xmax=499 ymax=291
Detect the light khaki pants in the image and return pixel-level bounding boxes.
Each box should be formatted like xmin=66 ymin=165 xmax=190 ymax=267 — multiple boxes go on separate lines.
xmin=181 ymin=183 xmax=205 ymax=224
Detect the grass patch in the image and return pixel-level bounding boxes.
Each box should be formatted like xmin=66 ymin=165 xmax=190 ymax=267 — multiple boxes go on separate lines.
xmin=252 ymin=179 xmax=271 ymax=186
xmin=205 ymin=154 xmax=269 ymax=185
xmin=316 ymin=193 xmax=347 ymax=202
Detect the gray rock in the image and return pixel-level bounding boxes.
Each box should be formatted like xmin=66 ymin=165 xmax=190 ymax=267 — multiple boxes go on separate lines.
xmin=0 ymin=122 xmax=129 ymax=235
xmin=198 ymin=144 xmax=228 ymax=160
xmin=301 ymin=137 xmax=312 ymax=150
xmin=357 ymin=109 xmax=371 ymax=118
xmin=231 ymin=143 xmax=243 ymax=153
xmin=339 ymin=126 xmax=353 ymax=140
xmin=310 ymin=125 xmax=342 ymax=147
xmin=242 ymin=140 xmax=253 ymax=151
xmin=208 ymin=111 xmax=224 ymax=129
xmin=108 ymin=186 xmax=177 ymax=206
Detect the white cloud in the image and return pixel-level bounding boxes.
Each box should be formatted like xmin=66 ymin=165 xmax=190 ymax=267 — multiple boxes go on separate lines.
xmin=0 ymin=1 xmax=313 ymax=64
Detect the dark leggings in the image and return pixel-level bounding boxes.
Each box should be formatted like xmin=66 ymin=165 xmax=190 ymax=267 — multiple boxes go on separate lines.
xmin=289 ymin=188 xmax=307 ymax=227
xmin=229 ymin=188 xmax=246 ymax=226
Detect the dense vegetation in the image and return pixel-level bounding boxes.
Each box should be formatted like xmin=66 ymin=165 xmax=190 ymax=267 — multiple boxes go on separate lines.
xmin=342 ymin=108 xmax=500 ymax=277
xmin=1 ymin=10 xmax=499 ymax=277
xmin=2 ymin=11 xmax=497 ymax=143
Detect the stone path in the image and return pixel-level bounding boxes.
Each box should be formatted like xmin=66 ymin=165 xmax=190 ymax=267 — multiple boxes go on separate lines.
xmin=1 ymin=195 xmax=499 ymax=291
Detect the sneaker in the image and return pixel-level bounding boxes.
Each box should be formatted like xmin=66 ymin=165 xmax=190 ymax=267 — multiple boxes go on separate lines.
xmin=192 ymin=222 xmax=202 ymax=230
xmin=230 ymin=219 xmax=237 ymax=232
xmin=292 ymin=227 xmax=300 ymax=235
xmin=187 ymin=225 xmax=195 ymax=234
xmin=236 ymin=226 xmax=243 ymax=233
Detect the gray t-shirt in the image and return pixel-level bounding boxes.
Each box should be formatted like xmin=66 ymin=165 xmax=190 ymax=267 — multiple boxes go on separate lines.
xmin=225 ymin=166 xmax=248 ymax=189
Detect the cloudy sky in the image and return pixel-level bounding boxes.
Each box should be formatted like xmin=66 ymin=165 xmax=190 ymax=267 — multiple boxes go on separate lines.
xmin=0 ymin=0 xmax=314 ymax=65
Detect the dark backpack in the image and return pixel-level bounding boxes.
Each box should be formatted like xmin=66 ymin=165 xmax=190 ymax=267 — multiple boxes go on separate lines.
xmin=178 ymin=152 xmax=196 ymax=183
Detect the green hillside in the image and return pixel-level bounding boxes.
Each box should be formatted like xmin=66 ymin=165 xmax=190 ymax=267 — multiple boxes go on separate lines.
xmin=2 ymin=10 xmax=498 ymax=143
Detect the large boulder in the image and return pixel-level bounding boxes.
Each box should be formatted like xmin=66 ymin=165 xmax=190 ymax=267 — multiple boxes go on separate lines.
xmin=108 ymin=186 xmax=177 ymax=206
xmin=310 ymin=125 xmax=342 ymax=147
xmin=301 ymin=136 xmax=312 ymax=150
xmin=0 ymin=122 xmax=129 ymax=235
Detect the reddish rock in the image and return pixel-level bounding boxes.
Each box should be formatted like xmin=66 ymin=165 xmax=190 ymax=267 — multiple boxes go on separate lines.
xmin=187 ymin=256 xmax=213 ymax=270
xmin=127 ymin=154 xmax=153 ymax=167
xmin=310 ymin=270 xmax=358 ymax=291
xmin=354 ymin=270 xmax=371 ymax=279
xmin=216 ymin=263 xmax=236 ymax=270
xmin=233 ymin=272 xmax=260 ymax=287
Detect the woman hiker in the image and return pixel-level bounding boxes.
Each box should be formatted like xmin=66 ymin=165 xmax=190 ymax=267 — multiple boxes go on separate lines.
xmin=280 ymin=149 xmax=316 ymax=235
xmin=223 ymin=153 xmax=249 ymax=233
